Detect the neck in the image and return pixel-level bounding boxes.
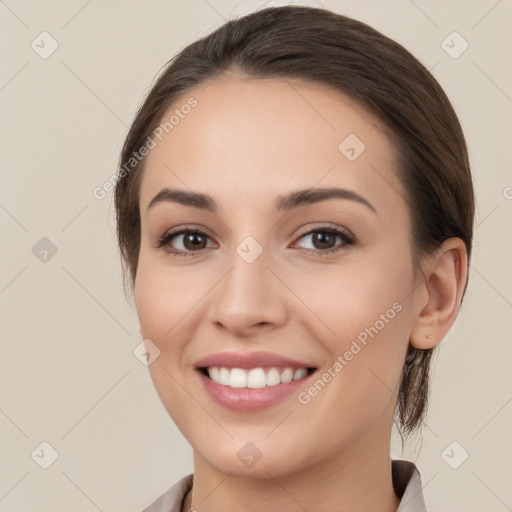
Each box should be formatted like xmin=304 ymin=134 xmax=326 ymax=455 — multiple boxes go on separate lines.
xmin=185 ymin=425 xmax=400 ymax=512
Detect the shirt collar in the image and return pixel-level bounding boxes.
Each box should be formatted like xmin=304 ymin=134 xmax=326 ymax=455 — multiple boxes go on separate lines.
xmin=143 ymin=459 xmax=427 ymax=512
xmin=392 ymin=459 xmax=428 ymax=511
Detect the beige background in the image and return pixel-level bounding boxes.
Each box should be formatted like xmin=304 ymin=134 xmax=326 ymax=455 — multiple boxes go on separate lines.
xmin=1 ymin=0 xmax=511 ymax=510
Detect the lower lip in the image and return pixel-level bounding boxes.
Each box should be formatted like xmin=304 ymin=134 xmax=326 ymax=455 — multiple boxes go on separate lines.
xmin=196 ymin=369 xmax=316 ymax=412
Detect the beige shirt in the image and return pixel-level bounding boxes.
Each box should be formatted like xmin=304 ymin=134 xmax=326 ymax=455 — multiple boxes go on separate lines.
xmin=142 ymin=459 xmax=427 ymax=511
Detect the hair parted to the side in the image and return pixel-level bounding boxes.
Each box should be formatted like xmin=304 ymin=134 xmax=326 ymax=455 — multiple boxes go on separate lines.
xmin=113 ymin=6 xmax=474 ymax=438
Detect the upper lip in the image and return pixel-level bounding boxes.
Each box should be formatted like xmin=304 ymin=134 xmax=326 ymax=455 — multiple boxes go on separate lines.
xmin=194 ymin=351 xmax=317 ymax=370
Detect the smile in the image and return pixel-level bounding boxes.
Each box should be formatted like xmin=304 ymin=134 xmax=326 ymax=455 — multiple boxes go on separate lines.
xmin=201 ymin=366 xmax=315 ymax=388
xmin=193 ymin=351 xmax=318 ymax=411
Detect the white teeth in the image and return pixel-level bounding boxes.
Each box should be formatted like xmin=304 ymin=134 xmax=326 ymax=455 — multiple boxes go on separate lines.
xmin=229 ymin=368 xmax=247 ymax=388
xmin=205 ymin=366 xmax=310 ymax=388
xmin=266 ymin=368 xmax=281 ymax=386
xmin=280 ymin=368 xmax=293 ymax=383
xmin=247 ymin=368 xmax=266 ymax=388
xmin=293 ymin=368 xmax=308 ymax=380
xmin=209 ymin=367 xmax=220 ymax=382
xmin=218 ymin=367 xmax=230 ymax=386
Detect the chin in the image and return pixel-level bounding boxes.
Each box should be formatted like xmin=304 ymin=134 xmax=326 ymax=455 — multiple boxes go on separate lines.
xmin=194 ymin=438 xmax=312 ymax=479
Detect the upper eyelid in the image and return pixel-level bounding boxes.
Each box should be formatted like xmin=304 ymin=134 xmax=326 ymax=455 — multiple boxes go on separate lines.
xmin=296 ymin=223 xmax=351 ymax=236
xmin=162 ymin=224 xmax=350 ymax=238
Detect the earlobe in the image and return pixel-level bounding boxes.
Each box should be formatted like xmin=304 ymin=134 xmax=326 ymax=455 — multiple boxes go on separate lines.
xmin=410 ymin=238 xmax=468 ymax=350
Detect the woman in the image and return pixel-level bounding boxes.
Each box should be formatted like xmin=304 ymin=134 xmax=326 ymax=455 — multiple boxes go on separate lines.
xmin=114 ymin=6 xmax=474 ymax=511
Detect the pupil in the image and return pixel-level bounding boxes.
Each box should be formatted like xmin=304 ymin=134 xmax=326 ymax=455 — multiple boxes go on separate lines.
xmin=185 ymin=233 xmax=205 ymax=250
xmin=314 ymin=232 xmax=334 ymax=249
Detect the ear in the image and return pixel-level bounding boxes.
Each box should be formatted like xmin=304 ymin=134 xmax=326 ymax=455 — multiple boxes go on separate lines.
xmin=410 ymin=238 xmax=468 ymax=350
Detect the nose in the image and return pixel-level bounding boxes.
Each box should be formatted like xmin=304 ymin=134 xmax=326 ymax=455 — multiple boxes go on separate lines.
xmin=206 ymin=249 xmax=288 ymax=338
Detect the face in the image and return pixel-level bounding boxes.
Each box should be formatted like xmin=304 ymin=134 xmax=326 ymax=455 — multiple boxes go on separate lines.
xmin=135 ymin=75 xmax=421 ymax=478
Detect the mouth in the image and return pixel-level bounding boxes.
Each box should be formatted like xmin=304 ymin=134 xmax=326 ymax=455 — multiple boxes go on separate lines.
xmin=197 ymin=366 xmax=317 ymax=388
xmin=193 ymin=351 xmax=319 ymax=411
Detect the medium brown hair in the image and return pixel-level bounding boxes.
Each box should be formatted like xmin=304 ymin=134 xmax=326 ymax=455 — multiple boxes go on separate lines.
xmin=114 ymin=6 xmax=474 ymax=437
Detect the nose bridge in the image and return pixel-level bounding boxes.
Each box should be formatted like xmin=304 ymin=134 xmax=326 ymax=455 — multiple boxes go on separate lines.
xmin=207 ymin=235 xmax=287 ymax=334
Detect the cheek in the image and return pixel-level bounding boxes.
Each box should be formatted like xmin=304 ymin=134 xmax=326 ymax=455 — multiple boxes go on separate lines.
xmin=291 ymin=246 xmax=413 ymax=347
xmin=134 ymin=263 xmax=195 ymax=390
xmin=134 ymin=262 xmax=204 ymax=435
xmin=135 ymin=257 xmax=204 ymax=343
xmin=290 ymin=250 xmax=413 ymax=421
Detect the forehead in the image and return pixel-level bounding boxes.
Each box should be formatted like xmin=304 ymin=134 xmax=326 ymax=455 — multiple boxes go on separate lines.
xmin=139 ymin=75 xmax=404 ymax=216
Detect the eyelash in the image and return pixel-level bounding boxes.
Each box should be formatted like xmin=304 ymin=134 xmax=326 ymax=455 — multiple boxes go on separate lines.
xmin=154 ymin=224 xmax=356 ymax=258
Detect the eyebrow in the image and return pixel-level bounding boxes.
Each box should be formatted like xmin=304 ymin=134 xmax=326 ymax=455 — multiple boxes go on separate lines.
xmin=146 ymin=187 xmax=377 ymax=214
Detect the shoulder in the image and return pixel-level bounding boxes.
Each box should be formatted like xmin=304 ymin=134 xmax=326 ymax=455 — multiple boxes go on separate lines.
xmin=142 ymin=473 xmax=194 ymax=512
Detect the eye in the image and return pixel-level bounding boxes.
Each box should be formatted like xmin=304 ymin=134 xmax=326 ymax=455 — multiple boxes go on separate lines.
xmin=154 ymin=224 xmax=356 ymax=257
xmin=154 ymin=227 xmax=216 ymax=257
xmin=292 ymin=225 xmax=355 ymax=256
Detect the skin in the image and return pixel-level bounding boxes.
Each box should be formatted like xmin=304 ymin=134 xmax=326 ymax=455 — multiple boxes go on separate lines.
xmin=134 ymin=74 xmax=467 ymax=512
